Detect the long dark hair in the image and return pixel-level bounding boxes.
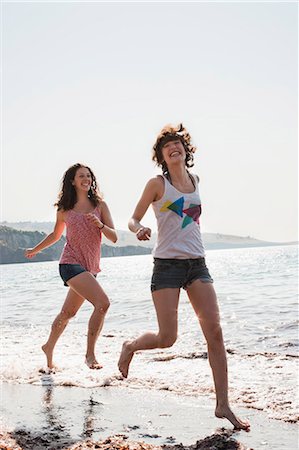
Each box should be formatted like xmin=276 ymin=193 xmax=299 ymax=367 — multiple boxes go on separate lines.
xmin=55 ymin=163 xmax=102 ymax=211
xmin=152 ymin=123 xmax=197 ymax=176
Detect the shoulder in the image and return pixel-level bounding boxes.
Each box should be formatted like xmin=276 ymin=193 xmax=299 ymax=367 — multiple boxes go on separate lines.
xmin=147 ymin=175 xmax=164 ymax=189
xmin=56 ymin=208 xmax=67 ymax=222
xmin=134 ymin=176 xmax=164 ymax=204
xmin=98 ymin=200 xmax=114 ymax=218
xmin=145 ymin=176 xmax=165 ymax=198
xmin=144 ymin=175 xmax=165 ymax=202
xmin=97 ymin=200 xmax=109 ymax=212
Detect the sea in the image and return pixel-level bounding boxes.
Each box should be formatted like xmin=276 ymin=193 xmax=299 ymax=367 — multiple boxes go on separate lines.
xmin=1 ymin=245 xmax=298 ymax=425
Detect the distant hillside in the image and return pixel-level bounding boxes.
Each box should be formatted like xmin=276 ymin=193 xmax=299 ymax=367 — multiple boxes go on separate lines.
xmin=0 ymin=226 xmax=151 ymax=265
xmin=201 ymin=233 xmax=294 ymax=249
xmin=0 ymin=221 xmax=152 ymax=248
xmin=1 ymin=221 xmax=296 ymax=251
xmin=0 ymin=226 xmax=66 ymax=264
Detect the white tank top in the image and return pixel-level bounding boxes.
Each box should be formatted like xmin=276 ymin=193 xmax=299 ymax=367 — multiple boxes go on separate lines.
xmin=152 ymin=174 xmax=205 ymax=259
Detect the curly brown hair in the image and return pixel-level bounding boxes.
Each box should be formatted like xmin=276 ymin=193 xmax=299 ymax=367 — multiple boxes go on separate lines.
xmin=55 ymin=163 xmax=102 ymax=211
xmin=152 ymin=123 xmax=197 ymax=175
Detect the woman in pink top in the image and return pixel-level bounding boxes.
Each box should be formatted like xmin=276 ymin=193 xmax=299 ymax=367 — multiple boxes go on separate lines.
xmin=118 ymin=124 xmax=249 ymax=430
xmin=25 ymin=163 xmax=117 ymax=370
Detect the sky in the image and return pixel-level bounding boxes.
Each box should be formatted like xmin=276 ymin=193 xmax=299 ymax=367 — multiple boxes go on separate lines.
xmin=1 ymin=1 xmax=298 ymax=242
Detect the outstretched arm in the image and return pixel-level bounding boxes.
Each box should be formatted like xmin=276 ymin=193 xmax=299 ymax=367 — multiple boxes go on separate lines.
xmin=25 ymin=210 xmax=66 ymax=258
xmin=129 ymin=177 xmax=162 ymax=241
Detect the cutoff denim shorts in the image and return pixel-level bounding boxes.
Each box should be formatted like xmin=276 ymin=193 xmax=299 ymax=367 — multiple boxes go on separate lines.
xmin=59 ymin=264 xmax=96 ymax=287
xmin=151 ymin=257 xmax=213 ymax=292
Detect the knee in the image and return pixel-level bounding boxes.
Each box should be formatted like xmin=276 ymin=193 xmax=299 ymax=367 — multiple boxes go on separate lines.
xmin=57 ymin=309 xmax=76 ymax=322
xmin=158 ymin=332 xmax=177 ymax=349
xmin=102 ymin=299 xmax=110 ymax=313
xmin=95 ymin=296 xmax=110 ymax=314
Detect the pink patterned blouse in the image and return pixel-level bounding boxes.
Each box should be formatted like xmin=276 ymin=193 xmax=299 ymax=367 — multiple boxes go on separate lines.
xmin=59 ymin=207 xmax=102 ymax=274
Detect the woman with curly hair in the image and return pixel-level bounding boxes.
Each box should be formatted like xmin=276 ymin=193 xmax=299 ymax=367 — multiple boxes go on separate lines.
xmin=25 ymin=163 xmax=117 ymax=370
xmin=118 ymin=125 xmax=249 ymax=430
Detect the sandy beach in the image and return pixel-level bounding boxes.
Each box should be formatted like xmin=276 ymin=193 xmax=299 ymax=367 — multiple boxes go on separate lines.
xmin=1 ymin=249 xmax=298 ymax=449
xmin=1 ymin=383 xmax=298 ymax=450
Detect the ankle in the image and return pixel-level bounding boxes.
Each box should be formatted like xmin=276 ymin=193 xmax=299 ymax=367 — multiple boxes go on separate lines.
xmin=125 ymin=340 xmax=135 ymax=353
xmin=42 ymin=343 xmax=52 ymax=351
xmin=216 ymin=400 xmax=230 ymax=410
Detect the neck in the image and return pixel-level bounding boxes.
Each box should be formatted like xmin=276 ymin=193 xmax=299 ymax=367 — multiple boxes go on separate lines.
xmin=167 ymin=165 xmax=189 ymax=183
xmin=75 ymin=190 xmax=90 ymax=204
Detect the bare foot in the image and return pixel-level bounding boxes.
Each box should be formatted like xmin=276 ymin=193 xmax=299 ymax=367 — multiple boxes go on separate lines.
xmin=85 ymin=357 xmax=103 ymax=370
xmin=42 ymin=344 xmax=55 ymax=369
xmin=118 ymin=341 xmax=134 ymax=378
xmin=215 ymin=405 xmax=250 ymax=430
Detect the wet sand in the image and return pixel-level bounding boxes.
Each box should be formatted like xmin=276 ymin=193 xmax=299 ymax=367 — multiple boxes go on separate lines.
xmin=0 ymin=430 xmax=248 ymax=450
xmin=1 ymin=383 xmax=298 ymax=450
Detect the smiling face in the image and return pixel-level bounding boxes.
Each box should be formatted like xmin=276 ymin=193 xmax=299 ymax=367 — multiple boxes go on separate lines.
xmin=161 ymin=139 xmax=186 ymax=166
xmin=72 ymin=166 xmax=92 ymax=192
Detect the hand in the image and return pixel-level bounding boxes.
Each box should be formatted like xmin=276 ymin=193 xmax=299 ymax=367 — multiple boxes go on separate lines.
xmin=25 ymin=248 xmax=38 ymax=259
xmin=136 ymin=227 xmax=151 ymax=241
xmin=86 ymin=213 xmax=103 ymax=229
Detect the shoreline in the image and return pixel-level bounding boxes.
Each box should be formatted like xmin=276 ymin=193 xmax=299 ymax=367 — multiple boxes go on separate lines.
xmin=1 ymin=383 xmax=298 ymax=450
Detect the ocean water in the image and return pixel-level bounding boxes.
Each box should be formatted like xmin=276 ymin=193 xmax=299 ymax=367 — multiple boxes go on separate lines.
xmin=1 ymin=245 xmax=298 ymax=423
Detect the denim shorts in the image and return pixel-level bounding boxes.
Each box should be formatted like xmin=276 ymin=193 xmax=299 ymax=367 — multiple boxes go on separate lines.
xmin=59 ymin=264 xmax=96 ymax=287
xmin=151 ymin=257 xmax=213 ymax=292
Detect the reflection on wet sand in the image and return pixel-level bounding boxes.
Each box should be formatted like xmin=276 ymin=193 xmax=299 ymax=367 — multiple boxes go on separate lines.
xmin=1 ymin=380 xmax=248 ymax=449
xmin=9 ymin=377 xmax=76 ymax=449
xmin=81 ymin=395 xmax=105 ymax=439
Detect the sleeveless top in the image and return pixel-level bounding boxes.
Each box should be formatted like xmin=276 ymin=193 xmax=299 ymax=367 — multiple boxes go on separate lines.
xmin=59 ymin=207 xmax=102 ymax=274
xmin=152 ymin=175 xmax=205 ymax=259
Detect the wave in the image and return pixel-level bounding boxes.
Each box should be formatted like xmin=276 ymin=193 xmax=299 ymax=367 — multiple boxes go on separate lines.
xmin=152 ymin=352 xmax=208 ymax=362
xmin=2 ymin=358 xmax=298 ymax=425
xmin=152 ymin=349 xmax=299 ymax=360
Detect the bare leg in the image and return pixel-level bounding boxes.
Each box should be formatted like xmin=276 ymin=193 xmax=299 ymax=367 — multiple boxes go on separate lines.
xmin=42 ymin=289 xmax=85 ymax=369
xmin=118 ymin=288 xmax=180 ymax=377
xmin=68 ymin=272 xmax=110 ymax=369
xmin=187 ymin=280 xmax=250 ymax=430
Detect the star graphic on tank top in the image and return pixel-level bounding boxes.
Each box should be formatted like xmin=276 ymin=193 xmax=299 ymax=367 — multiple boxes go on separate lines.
xmin=160 ymin=199 xmax=201 ymax=228
xmin=182 ymin=215 xmax=193 ymax=228
xmin=182 ymin=204 xmax=201 ymax=228
xmin=160 ymin=200 xmax=172 ymax=212
xmin=183 ymin=204 xmax=201 ymax=222
xmin=160 ymin=197 xmax=184 ymax=217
